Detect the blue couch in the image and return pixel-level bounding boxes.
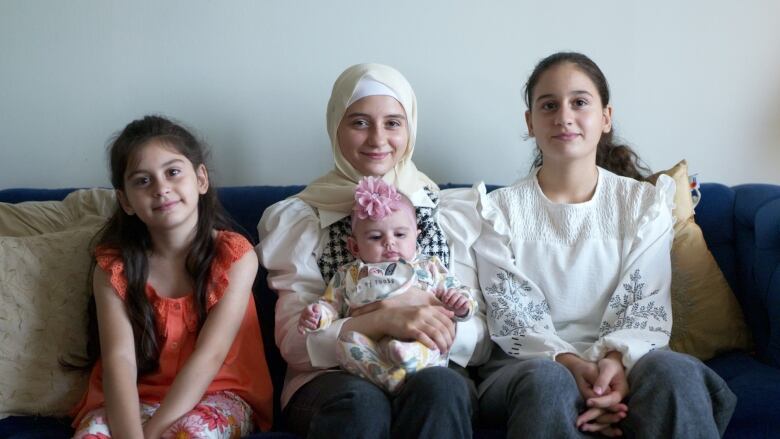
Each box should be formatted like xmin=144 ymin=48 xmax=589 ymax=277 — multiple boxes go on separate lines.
xmin=1 ymin=182 xmax=779 ymax=438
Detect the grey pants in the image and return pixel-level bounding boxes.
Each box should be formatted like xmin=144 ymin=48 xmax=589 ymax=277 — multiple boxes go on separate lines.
xmin=479 ymin=350 xmax=737 ymax=438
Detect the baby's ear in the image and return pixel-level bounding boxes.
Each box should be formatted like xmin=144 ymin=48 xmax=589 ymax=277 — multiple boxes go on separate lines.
xmin=416 ymin=228 xmax=421 ymax=238
xmin=346 ymin=236 xmax=360 ymax=258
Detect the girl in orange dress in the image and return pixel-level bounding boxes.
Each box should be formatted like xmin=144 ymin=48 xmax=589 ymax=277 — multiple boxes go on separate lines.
xmin=71 ymin=115 xmax=272 ymax=438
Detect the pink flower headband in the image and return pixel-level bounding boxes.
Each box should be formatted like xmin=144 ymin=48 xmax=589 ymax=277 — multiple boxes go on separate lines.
xmin=354 ymin=176 xmax=403 ymax=221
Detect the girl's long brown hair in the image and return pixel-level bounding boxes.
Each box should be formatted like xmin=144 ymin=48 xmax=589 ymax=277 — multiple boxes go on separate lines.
xmin=68 ymin=115 xmax=236 ymax=375
xmin=525 ymin=52 xmax=651 ymax=180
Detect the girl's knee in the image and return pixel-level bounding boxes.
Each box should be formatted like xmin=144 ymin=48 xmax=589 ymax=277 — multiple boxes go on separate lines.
xmin=515 ymin=358 xmax=573 ymax=389
xmin=404 ymin=366 xmax=470 ymax=403
xmin=332 ymin=375 xmax=392 ymax=413
xmin=632 ymin=350 xmax=700 ymax=380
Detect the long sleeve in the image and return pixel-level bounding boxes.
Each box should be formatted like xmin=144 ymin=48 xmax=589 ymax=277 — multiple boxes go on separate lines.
xmin=256 ymin=198 xmax=348 ymax=371
xmin=582 ymin=175 xmax=676 ymax=371
xmin=474 ymin=185 xmax=579 ymax=361
xmin=314 ymin=267 xmax=350 ymax=330
xmin=438 ymin=185 xmax=500 ymax=366
xmin=422 ymin=256 xmax=478 ymax=322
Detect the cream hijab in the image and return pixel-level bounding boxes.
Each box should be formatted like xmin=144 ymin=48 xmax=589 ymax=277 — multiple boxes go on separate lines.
xmin=295 ymin=63 xmax=437 ymax=214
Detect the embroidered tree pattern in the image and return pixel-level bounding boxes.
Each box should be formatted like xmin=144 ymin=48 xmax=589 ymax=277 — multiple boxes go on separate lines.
xmin=484 ymin=270 xmax=550 ymax=337
xmin=599 ymin=269 xmax=670 ymax=337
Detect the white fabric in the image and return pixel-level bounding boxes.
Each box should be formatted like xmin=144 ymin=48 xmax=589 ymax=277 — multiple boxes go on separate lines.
xmin=347 ymin=78 xmax=399 ymax=108
xmin=258 ymin=186 xmax=491 ymax=408
xmin=475 ymin=168 xmax=676 ymax=373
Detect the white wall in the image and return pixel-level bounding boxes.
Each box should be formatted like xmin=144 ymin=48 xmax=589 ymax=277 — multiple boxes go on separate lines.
xmin=2 ymin=0 xmax=779 ymax=189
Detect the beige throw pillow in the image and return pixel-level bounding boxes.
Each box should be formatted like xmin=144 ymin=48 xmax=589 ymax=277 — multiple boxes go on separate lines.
xmin=648 ymin=160 xmax=752 ymax=360
xmin=0 ymin=189 xmax=114 ymax=418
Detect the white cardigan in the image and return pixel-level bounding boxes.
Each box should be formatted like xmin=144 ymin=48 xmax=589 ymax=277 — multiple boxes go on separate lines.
xmin=475 ymin=168 xmax=676 ymax=375
xmin=257 ymin=186 xmax=491 ymax=407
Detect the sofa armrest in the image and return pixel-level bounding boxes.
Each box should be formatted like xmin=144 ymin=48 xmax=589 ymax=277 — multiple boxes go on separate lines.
xmin=755 ymin=198 xmax=780 ymax=367
xmin=733 ymin=184 xmax=780 ymax=366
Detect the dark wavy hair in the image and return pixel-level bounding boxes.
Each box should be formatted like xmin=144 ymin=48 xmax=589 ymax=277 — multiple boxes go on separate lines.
xmin=67 ymin=115 xmax=236 ymax=375
xmin=525 ymin=52 xmax=651 ymax=180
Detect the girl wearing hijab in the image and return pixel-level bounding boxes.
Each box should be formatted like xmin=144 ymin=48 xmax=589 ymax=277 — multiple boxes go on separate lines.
xmin=257 ymin=63 xmax=491 ymax=439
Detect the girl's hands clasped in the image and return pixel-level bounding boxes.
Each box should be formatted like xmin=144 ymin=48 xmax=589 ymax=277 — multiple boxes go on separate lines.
xmin=557 ymin=352 xmax=629 ymax=437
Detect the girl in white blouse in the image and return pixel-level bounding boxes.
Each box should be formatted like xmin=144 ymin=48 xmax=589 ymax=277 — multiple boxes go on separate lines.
xmin=257 ymin=63 xmax=491 ymax=439
xmin=475 ymin=52 xmax=736 ymax=438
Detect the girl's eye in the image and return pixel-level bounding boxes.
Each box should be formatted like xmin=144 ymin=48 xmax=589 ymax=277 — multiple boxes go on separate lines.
xmin=352 ymin=119 xmax=369 ymax=128
xmin=386 ymin=119 xmax=402 ymax=128
xmin=574 ymin=98 xmax=589 ymax=107
xmin=133 ymin=176 xmax=150 ymax=186
xmin=168 ymin=168 xmax=181 ymax=177
xmin=541 ymin=101 xmax=557 ymax=111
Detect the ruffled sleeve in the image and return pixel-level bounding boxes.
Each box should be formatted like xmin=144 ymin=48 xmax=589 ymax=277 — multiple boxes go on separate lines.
xmin=206 ymin=231 xmax=253 ymax=309
xmin=437 ymin=184 xmax=493 ymax=366
xmin=95 ymin=246 xmax=127 ymax=300
xmin=582 ymin=175 xmax=676 ymax=372
xmin=474 ymin=184 xmax=580 ymax=361
xmin=257 ymin=197 xmax=342 ymax=370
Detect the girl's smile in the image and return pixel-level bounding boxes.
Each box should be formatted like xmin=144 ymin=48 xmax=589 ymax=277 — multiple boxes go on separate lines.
xmin=153 ymin=199 xmax=180 ymax=212
xmin=551 ymin=131 xmax=581 ymax=142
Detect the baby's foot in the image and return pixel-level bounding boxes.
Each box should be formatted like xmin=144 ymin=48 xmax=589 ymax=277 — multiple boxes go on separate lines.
xmin=386 ymin=339 xmax=442 ymax=371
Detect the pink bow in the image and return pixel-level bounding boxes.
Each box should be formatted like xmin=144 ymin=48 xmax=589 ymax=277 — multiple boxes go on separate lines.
xmin=354 ymin=176 xmax=402 ymax=221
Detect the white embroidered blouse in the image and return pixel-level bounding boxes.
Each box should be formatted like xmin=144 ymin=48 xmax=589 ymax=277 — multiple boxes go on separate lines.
xmin=257 ymin=186 xmax=491 ymax=407
xmin=475 ymin=168 xmax=676 ymax=374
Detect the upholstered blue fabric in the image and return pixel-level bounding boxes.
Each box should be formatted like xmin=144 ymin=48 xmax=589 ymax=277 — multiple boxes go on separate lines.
xmin=2 ymin=182 xmax=779 ymax=438
xmin=0 ymin=417 xmax=72 ymax=439
xmin=706 ymin=351 xmax=780 ymax=438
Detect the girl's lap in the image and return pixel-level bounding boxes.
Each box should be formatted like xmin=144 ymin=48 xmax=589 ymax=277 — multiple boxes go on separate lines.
xmin=73 ymin=391 xmax=253 ymax=439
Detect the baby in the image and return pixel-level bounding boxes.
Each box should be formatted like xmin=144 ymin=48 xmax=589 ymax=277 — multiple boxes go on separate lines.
xmin=298 ymin=176 xmax=477 ymax=392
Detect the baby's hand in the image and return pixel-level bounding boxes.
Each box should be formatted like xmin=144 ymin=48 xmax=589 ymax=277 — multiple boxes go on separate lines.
xmin=436 ymin=288 xmax=470 ymax=318
xmin=298 ymin=304 xmax=322 ymax=334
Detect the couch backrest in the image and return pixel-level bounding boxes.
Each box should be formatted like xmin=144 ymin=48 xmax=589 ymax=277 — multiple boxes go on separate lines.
xmin=4 ymin=182 xmax=780 ymax=414
xmin=733 ymin=184 xmax=780 ymax=366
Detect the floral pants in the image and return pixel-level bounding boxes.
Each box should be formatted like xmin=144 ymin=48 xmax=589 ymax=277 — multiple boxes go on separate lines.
xmin=73 ymin=391 xmax=254 ymax=439
xmin=336 ymin=331 xmax=447 ymax=393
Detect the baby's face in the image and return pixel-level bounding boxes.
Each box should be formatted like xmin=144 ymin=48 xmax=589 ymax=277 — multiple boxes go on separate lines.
xmin=351 ymin=208 xmax=418 ymax=263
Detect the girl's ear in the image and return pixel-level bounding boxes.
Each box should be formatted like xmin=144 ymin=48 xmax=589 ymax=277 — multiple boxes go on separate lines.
xmin=116 ymin=190 xmax=135 ymax=215
xmin=196 ymin=164 xmax=209 ymax=195
xmin=602 ymin=104 xmax=613 ymax=134
xmin=525 ymin=110 xmax=534 ymax=137
xmin=346 ymin=236 xmax=360 ymax=258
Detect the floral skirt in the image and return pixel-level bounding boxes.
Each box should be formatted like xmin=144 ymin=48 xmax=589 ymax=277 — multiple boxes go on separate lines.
xmin=73 ymin=390 xmax=253 ymax=439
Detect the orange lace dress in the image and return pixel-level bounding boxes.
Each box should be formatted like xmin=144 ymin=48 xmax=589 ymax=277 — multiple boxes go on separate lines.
xmin=71 ymin=231 xmax=273 ymax=431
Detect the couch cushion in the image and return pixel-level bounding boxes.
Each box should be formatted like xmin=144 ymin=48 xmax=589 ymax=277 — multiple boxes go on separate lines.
xmin=648 ymin=161 xmax=751 ymax=360
xmin=706 ymin=351 xmax=780 ymax=438
xmin=0 ymin=189 xmax=113 ymax=418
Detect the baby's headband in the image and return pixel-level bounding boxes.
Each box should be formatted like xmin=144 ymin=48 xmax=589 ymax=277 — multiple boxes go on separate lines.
xmin=353 ymin=176 xmax=403 ymax=221
xmin=347 ymin=77 xmax=400 ymax=107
